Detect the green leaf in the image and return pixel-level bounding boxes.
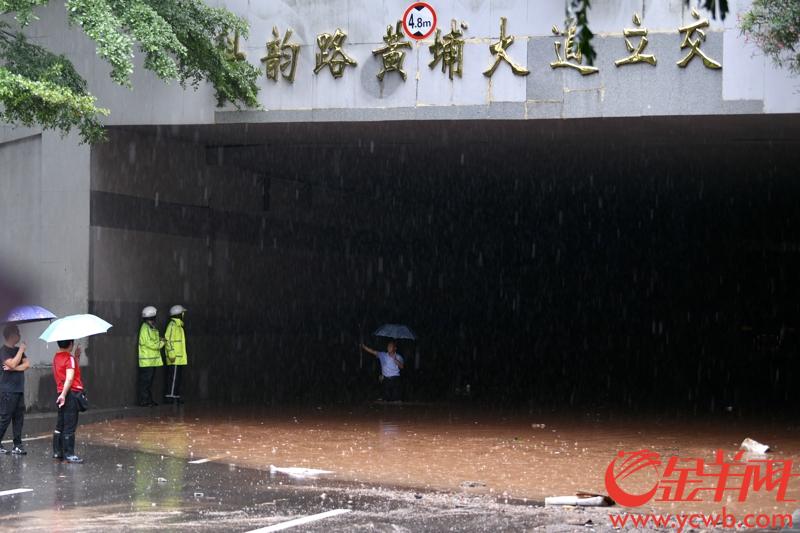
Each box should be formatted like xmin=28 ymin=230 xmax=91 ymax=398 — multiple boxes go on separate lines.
xmin=740 ymin=0 xmax=800 ymax=75
xmin=65 ymin=0 xmax=135 ymax=85
xmin=0 ymin=0 xmax=49 ymax=26
xmin=0 ymin=67 xmax=108 ymax=143
xmin=145 ymin=0 xmax=260 ymax=108
xmin=1 ymin=0 xmax=261 ymax=143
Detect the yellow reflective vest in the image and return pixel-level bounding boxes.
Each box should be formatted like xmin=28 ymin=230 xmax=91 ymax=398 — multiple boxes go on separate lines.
xmin=164 ymin=318 xmax=187 ymax=366
xmin=138 ymin=322 xmax=164 ymax=368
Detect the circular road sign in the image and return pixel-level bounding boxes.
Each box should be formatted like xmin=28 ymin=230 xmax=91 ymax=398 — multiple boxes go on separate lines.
xmin=403 ymin=2 xmax=437 ymax=40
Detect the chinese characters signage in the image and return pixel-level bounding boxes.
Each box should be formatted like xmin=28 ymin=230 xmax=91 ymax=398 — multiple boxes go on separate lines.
xmin=222 ymin=10 xmax=722 ymax=85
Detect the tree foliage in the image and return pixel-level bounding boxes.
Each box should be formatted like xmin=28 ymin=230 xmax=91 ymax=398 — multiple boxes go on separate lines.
xmin=740 ymin=0 xmax=800 ymax=75
xmin=0 ymin=0 xmax=260 ymax=143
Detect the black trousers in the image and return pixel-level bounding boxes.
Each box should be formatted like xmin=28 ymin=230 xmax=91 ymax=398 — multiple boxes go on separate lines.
xmin=0 ymin=392 xmax=24 ymax=447
xmin=55 ymin=392 xmax=80 ymax=456
xmin=164 ymin=365 xmax=183 ymax=400
xmin=137 ymin=367 xmax=156 ymax=405
xmin=382 ymin=376 xmax=402 ymax=402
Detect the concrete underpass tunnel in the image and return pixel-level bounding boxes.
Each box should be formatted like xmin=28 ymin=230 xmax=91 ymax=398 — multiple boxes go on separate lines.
xmin=86 ymin=115 xmax=800 ymax=414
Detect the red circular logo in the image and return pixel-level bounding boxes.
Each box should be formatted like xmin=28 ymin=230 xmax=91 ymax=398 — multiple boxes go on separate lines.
xmin=605 ymin=450 xmax=661 ymax=507
xmin=402 ymin=2 xmax=437 ymax=40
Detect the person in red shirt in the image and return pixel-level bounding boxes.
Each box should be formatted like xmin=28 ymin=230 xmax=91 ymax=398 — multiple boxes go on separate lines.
xmin=52 ymin=339 xmax=84 ymax=463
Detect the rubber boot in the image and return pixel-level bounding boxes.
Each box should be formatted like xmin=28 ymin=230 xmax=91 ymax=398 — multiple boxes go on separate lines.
xmin=52 ymin=431 xmax=63 ymax=460
xmin=63 ymin=434 xmax=83 ymax=464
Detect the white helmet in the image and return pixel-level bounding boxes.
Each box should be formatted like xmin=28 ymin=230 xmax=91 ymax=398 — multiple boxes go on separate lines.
xmin=141 ymin=306 xmax=157 ymax=319
xmin=169 ymin=304 xmax=187 ymax=316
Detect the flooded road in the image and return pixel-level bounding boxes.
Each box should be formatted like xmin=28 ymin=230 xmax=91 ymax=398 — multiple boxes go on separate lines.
xmin=0 ymin=436 xmax=619 ymax=532
xmin=82 ymin=405 xmax=800 ymax=517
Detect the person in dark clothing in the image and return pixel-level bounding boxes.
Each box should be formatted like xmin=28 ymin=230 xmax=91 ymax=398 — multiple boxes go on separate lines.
xmin=0 ymin=325 xmax=29 ymax=455
xmin=52 ymin=339 xmax=84 ymax=463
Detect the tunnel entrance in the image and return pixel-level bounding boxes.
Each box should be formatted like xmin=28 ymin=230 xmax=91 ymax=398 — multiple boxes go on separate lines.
xmin=88 ymin=115 xmax=800 ymax=415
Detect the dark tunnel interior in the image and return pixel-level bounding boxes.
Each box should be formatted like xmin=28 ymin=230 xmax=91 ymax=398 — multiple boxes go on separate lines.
xmin=86 ymin=115 xmax=800 ymax=416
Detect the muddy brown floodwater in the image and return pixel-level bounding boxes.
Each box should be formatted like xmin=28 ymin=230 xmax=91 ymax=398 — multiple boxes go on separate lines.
xmin=82 ymin=405 xmax=800 ymax=518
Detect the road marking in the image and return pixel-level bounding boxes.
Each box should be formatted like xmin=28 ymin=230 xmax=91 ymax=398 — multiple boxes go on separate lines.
xmin=0 ymin=489 xmax=32 ymax=497
xmin=188 ymin=454 xmax=227 ymax=464
xmin=1 ymin=434 xmax=50 ymax=445
xmin=246 ymin=509 xmax=351 ymax=532
xmin=269 ymin=465 xmax=333 ymax=477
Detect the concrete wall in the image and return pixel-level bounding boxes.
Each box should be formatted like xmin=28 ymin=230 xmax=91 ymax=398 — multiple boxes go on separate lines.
xmin=87 ymin=128 xmax=263 ymax=406
xmin=0 ymin=0 xmax=796 ymax=132
xmin=220 ymin=0 xmax=781 ymax=123
xmin=227 ymin=0 xmax=800 ymax=118
xmin=0 ymin=131 xmax=91 ymax=409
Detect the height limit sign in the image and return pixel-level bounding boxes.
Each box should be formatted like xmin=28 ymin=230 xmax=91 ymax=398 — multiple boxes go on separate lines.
xmin=403 ymin=2 xmax=437 ymax=40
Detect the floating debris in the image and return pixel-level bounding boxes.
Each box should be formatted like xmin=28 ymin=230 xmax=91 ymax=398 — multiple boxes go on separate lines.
xmin=740 ymin=438 xmax=770 ymax=454
xmin=545 ymin=492 xmax=614 ymax=507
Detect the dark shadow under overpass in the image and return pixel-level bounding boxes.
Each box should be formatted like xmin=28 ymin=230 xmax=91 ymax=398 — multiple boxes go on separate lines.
xmin=82 ymin=114 xmax=800 ymax=415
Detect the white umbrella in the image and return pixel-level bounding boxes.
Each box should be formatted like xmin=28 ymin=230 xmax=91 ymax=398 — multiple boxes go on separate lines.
xmin=39 ymin=314 xmax=113 ymax=343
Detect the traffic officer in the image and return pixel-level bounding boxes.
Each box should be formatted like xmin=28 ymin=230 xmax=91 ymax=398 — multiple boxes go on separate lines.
xmin=137 ymin=306 xmax=164 ymax=406
xmin=163 ymin=305 xmax=187 ymax=404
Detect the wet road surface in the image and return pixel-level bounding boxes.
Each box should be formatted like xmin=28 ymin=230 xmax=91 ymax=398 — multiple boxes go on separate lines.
xmin=0 ymin=435 xmax=626 ymax=532
xmin=2 ymin=404 xmax=800 ymax=531
xmin=82 ymin=404 xmax=800 ymax=516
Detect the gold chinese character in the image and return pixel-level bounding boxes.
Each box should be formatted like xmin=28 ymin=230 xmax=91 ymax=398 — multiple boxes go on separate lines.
xmin=429 ymin=20 xmax=465 ymax=80
xmin=314 ymin=29 xmax=357 ymax=79
xmin=373 ymin=21 xmax=412 ymax=81
xmin=262 ymin=26 xmax=300 ymax=82
xmin=550 ymin=24 xmax=598 ymax=75
xmin=677 ymin=8 xmax=721 ymax=69
xmin=615 ymin=13 xmax=656 ymax=67
xmin=220 ymin=29 xmax=246 ymax=62
xmin=484 ymin=17 xmax=529 ymax=77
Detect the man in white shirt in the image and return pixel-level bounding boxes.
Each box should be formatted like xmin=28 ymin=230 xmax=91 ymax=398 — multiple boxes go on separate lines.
xmin=360 ymin=341 xmax=404 ymax=401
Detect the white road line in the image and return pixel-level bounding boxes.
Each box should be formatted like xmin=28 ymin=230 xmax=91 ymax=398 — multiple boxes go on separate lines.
xmin=1 ymin=434 xmax=50 ymax=444
xmin=246 ymin=509 xmax=351 ymax=532
xmin=188 ymin=454 xmax=227 ymax=464
xmin=0 ymin=489 xmax=32 ymax=497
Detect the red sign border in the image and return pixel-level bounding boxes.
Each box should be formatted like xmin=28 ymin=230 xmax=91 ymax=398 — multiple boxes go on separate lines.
xmin=402 ymin=2 xmax=437 ymax=41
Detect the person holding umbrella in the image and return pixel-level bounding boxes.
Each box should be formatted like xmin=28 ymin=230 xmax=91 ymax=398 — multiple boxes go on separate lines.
xmin=0 ymin=306 xmax=56 ymax=456
xmin=40 ymin=313 xmax=113 ymax=464
xmin=0 ymin=325 xmax=29 ymax=455
xmin=52 ymin=339 xmax=84 ymax=463
xmin=360 ymin=340 xmax=405 ymax=402
xmin=137 ymin=306 xmax=164 ymax=407
xmin=360 ymin=324 xmax=416 ymax=402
